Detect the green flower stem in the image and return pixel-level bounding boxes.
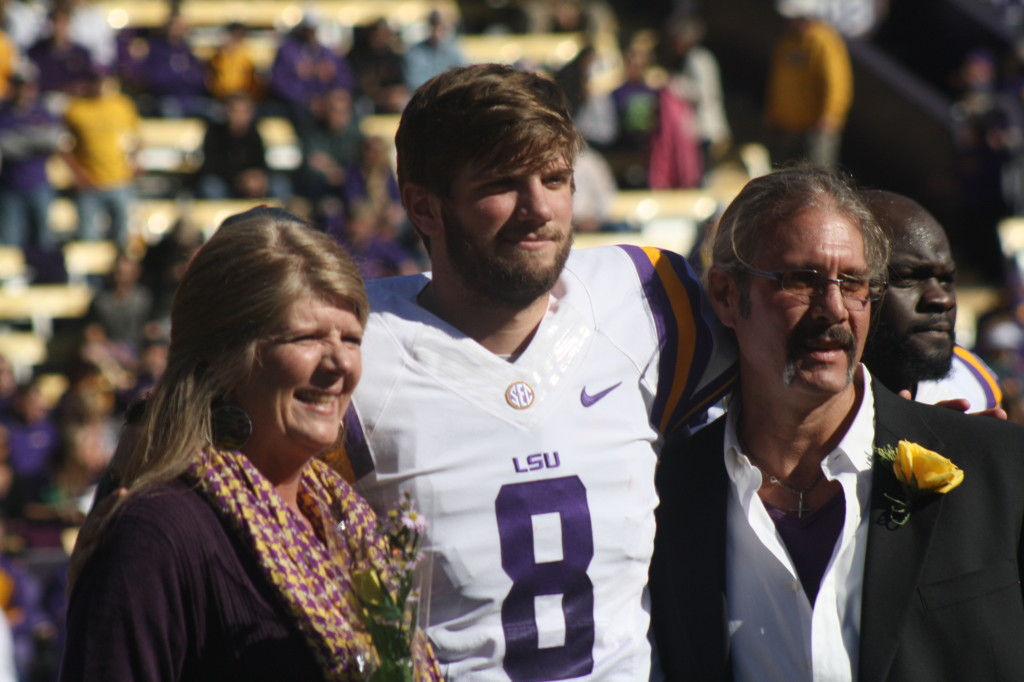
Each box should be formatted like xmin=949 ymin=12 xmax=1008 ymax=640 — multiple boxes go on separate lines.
xmin=884 ymin=492 xmax=911 ymax=526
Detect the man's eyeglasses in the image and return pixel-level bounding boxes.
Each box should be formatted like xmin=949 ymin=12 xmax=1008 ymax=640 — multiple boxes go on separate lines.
xmin=741 ymin=267 xmax=887 ymax=311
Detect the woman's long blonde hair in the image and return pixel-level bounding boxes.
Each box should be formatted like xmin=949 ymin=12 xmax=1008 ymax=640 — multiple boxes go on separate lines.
xmin=119 ymin=207 xmax=368 ymax=492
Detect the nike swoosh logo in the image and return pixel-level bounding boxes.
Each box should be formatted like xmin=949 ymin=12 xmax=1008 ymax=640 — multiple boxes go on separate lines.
xmin=580 ymin=382 xmax=622 ymax=407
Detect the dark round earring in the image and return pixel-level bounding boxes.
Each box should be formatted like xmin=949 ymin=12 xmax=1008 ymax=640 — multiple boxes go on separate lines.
xmin=212 ymin=404 xmax=252 ymax=450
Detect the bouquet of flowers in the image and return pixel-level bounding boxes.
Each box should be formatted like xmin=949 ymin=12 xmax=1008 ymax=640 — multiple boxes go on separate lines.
xmin=352 ymin=491 xmax=428 ymax=681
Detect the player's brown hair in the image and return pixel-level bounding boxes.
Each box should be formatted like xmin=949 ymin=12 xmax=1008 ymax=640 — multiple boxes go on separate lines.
xmin=395 ymin=63 xmax=585 ymax=200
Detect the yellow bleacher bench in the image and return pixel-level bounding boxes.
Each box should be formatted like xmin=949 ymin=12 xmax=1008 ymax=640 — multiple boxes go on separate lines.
xmin=0 ymin=284 xmax=93 ymax=340
xmin=258 ymin=118 xmax=300 ymax=170
xmin=459 ymin=30 xmax=623 ymax=95
xmin=258 ymin=117 xmax=298 ymax=147
xmin=139 ymin=118 xmax=205 ymax=152
xmin=140 ymin=116 xmax=299 ymax=150
xmin=0 ymin=284 xmax=92 ymax=321
xmin=51 ymin=197 xmax=149 ymax=241
xmin=0 ymin=248 xmax=26 ymax=283
xmin=999 ymin=216 xmax=1024 ymax=259
xmin=49 ymin=197 xmax=78 ymax=236
xmin=359 ymin=114 xmax=401 ymax=142
xmin=0 ymin=332 xmax=48 ymax=376
xmin=573 ymin=189 xmax=722 ymax=256
xmin=64 ymin=241 xmax=120 ymax=283
xmin=50 ymin=198 xmax=284 ymax=247
xmin=955 ymin=285 xmax=1001 ymax=350
xmin=134 ymin=198 xmax=285 ymax=241
xmin=57 ymin=113 xmax=379 ymax=190
xmin=460 ymin=32 xmax=585 ymax=71
xmin=184 ymin=198 xmax=285 ymax=235
xmin=37 ymin=373 xmax=70 ymax=409
xmin=137 ymin=118 xmax=204 ymax=173
xmin=96 ymin=0 xmax=458 ymax=30
xmin=607 ymin=189 xmax=720 ymax=225
xmin=137 ymin=117 xmax=298 ymax=174
xmin=132 ymin=199 xmax=182 ymax=239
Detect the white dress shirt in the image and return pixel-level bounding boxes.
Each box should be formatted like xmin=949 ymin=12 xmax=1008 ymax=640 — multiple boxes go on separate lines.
xmin=724 ymin=368 xmax=876 ymax=682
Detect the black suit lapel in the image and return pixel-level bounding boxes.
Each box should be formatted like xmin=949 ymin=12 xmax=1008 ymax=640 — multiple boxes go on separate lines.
xmin=858 ymin=383 xmax=946 ymax=681
xmin=652 ymin=420 xmax=731 ymax=680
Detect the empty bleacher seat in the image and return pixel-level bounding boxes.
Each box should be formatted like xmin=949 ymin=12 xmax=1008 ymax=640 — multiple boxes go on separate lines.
xmin=460 ymin=32 xmax=586 ymax=71
xmin=137 ymin=118 xmax=205 ymax=173
xmin=360 ymin=114 xmax=401 ymax=141
xmin=64 ymin=241 xmax=120 ymax=286
xmin=0 ymin=284 xmax=93 ymax=338
xmin=607 ymin=189 xmax=720 ymax=225
xmin=134 ymin=198 xmax=285 ymax=241
xmin=136 ymin=117 xmax=299 ymax=176
xmin=0 ymin=332 xmax=48 ymax=381
xmin=572 ymin=189 xmax=722 ymax=255
xmin=459 ymin=30 xmax=623 ymax=94
xmin=0 ymin=248 xmax=27 ymax=284
xmin=96 ymin=0 xmax=458 ymax=30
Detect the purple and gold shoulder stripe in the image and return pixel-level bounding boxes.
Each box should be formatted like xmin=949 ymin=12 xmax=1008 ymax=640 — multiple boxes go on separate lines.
xmin=619 ymin=245 xmax=736 ymax=435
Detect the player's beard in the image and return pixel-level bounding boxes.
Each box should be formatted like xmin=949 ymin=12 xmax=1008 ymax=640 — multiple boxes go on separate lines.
xmin=441 ymin=203 xmax=572 ymax=307
xmin=863 ymin=318 xmax=955 ymax=384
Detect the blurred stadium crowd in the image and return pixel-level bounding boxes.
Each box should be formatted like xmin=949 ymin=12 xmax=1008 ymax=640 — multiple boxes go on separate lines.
xmin=0 ymin=0 xmax=1024 ymax=678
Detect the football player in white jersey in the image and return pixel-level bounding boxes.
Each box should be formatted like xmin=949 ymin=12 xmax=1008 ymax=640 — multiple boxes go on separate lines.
xmin=341 ymin=64 xmax=737 ymax=680
xmin=859 ymin=190 xmax=1004 ymax=416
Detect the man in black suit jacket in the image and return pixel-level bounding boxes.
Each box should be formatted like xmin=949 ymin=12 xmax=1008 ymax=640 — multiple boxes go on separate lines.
xmin=650 ymin=165 xmax=1024 ymax=681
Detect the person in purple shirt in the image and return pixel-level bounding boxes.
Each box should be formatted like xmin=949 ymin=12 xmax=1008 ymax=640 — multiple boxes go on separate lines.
xmin=0 ymin=66 xmax=66 ymax=249
xmin=138 ymin=9 xmax=211 ymax=118
xmin=268 ymin=12 xmax=355 ymax=129
xmin=1 ymin=382 xmax=60 ymax=501
xmin=26 ymin=6 xmax=93 ymax=97
xmin=608 ymin=42 xmax=660 ymax=188
xmin=325 ymin=200 xmax=419 ymax=279
xmin=0 ymin=514 xmax=55 ymax=681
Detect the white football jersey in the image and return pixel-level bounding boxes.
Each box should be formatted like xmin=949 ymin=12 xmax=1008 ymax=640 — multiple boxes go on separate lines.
xmin=345 ymin=245 xmax=736 ymax=680
xmin=915 ymin=344 xmax=1002 ymax=411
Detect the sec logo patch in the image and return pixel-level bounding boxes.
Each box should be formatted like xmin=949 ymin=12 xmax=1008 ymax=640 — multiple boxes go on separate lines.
xmin=505 ymin=382 xmax=535 ymax=409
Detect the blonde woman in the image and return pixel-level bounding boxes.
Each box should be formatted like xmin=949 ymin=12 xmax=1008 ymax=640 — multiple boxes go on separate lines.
xmin=61 ymin=207 xmax=441 ymax=681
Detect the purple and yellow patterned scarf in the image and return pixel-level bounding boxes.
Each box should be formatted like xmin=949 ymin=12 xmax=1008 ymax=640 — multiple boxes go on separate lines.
xmin=189 ymin=446 xmax=387 ymax=680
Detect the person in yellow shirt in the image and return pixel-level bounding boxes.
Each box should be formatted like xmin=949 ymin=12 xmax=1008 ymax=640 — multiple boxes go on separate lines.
xmin=62 ymin=70 xmax=139 ymax=247
xmin=205 ymin=21 xmax=263 ymax=102
xmin=764 ymin=0 xmax=852 ymax=167
xmin=0 ymin=28 xmax=16 ymax=100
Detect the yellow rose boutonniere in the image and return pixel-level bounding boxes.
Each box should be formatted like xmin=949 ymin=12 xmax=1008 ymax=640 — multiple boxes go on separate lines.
xmin=875 ymin=440 xmax=964 ymax=526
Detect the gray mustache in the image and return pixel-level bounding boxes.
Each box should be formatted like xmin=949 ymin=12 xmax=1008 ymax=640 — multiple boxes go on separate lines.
xmin=792 ymin=324 xmax=856 ymax=350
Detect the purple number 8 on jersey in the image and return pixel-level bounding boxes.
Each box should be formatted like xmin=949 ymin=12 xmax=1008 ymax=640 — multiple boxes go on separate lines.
xmin=495 ymin=476 xmax=595 ymax=681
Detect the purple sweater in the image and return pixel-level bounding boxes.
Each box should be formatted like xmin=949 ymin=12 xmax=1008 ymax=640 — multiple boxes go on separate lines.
xmin=61 ymin=480 xmax=326 ymax=681
xmin=27 ymin=39 xmax=93 ymax=93
xmin=142 ymin=37 xmax=207 ymax=97
xmin=270 ymin=37 xmax=355 ymax=106
xmin=0 ymin=103 xmax=59 ymax=192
